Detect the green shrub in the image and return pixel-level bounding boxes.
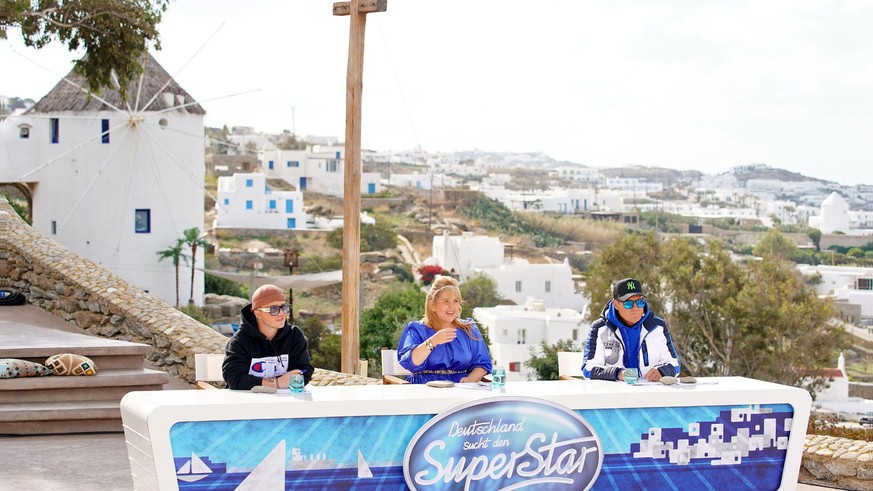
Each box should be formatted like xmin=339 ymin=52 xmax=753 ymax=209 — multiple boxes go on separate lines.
xmin=298 ymin=253 xmax=343 ymax=273
xmin=178 ymin=304 xmax=212 ymax=326
xmin=327 ymin=222 xmax=399 ymax=252
xmin=457 ymin=195 xmax=563 ymax=247
xmin=3 ymin=194 xmax=31 ymax=225
xmin=205 ymin=273 xmax=248 ymax=299
xmin=807 ymin=413 xmax=873 ymax=442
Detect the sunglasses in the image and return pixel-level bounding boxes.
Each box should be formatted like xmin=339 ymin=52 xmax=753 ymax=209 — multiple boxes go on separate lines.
xmin=255 ymin=304 xmax=291 ymax=316
xmin=622 ymin=299 xmax=647 ymax=310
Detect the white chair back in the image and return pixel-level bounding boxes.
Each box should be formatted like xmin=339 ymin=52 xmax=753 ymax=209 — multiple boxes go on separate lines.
xmin=557 ymin=351 xmax=586 ymax=378
xmin=195 ymin=353 xmax=225 ymax=388
xmin=381 ymin=349 xmax=411 ymax=377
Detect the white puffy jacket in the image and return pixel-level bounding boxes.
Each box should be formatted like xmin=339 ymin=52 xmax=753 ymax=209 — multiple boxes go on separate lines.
xmin=582 ymin=303 xmax=680 ymax=380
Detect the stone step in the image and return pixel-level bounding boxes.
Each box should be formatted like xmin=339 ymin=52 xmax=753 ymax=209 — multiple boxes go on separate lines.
xmin=0 ymin=324 xmax=153 ymax=371
xmin=0 ymin=400 xmax=123 ymax=435
xmin=0 ymin=368 xmax=169 ymax=402
xmin=2 ymin=383 xmax=168 ymax=404
xmin=0 ymin=305 xmax=173 ymax=435
xmin=0 ymin=368 xmax=169 ymax=391
xmin=0 ymin=400 xmax=120 ymax=422
xmin=3 ymin=353 xmax=147 ymax=371
xmin=0 ymin=418 xmax=124 ymax=435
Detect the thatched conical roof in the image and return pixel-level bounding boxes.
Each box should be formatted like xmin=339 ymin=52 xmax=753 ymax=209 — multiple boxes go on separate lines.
xmin=28 ymin=52 xmax=205 ymax=115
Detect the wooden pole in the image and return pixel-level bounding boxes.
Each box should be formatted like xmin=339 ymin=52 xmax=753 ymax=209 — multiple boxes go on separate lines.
xmin=334 ymin=0 xmax=386 ymax=374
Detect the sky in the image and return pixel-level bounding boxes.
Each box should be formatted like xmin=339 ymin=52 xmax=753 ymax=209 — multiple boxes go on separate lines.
xmin=2 ymin=0 xmax=873 ymax=185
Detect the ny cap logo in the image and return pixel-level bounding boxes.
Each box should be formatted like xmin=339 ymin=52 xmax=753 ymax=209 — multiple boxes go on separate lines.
xmin=626 ymin=281 xmax=636 ymax=290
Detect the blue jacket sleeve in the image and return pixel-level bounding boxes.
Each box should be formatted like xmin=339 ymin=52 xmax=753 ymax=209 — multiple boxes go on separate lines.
xmin=467 ymin=325 xmax=493 ymax=373
xmin=655 ymin=322 xmax=680 ymax=377
xmin=397 ymin=322 xmax=425 ymax=372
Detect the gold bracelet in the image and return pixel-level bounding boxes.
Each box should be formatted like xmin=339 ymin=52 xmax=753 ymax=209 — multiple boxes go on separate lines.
xmin=425 ymin=340 xmax=435 ymax=351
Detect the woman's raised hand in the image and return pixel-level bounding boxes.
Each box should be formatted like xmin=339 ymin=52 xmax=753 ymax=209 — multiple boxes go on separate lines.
xmin=430 ymin=327 xmax=457 ymax=346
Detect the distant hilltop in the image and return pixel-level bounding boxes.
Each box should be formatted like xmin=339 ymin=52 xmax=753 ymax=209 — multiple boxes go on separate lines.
xmin=598 ymin=166 xmax=703 ymax=183
xmin=728 ymin=163 xmax=830 ymax=184
xmin=595 ymin=163 xmax=833 ymax=186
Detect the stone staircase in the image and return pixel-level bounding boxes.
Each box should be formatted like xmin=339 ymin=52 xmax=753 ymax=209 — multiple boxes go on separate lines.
xmin=0 ymin=306 xmax=170 ymax=435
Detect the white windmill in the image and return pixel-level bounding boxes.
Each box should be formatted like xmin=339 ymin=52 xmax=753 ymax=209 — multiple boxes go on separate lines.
xmin=0 ymin=52 xmax=207 ymax=306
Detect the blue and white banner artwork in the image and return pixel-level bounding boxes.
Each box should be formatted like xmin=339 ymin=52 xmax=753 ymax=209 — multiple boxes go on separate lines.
xmin=168 ymin=401 xmax=793 ymax=490
xmin=403 ymin=397 xmax=602 ymax=490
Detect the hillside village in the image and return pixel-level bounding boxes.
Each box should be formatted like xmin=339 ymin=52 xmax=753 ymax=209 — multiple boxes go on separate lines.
xmin=3 ymin=59 xmax=873 ymax=416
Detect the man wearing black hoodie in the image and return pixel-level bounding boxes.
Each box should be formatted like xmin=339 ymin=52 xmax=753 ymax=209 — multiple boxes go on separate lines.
xmin=222 ymin=284 xmax=315 ymax=390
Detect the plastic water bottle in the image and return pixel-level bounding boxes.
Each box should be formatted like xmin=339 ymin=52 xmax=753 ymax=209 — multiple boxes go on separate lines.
xmin=491 ymin=368 xmax=506 ymax=388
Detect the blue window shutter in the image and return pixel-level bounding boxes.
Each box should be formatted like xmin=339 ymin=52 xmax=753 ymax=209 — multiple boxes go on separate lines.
xmin=134 ymin=209 xmax=151 ymax=233
xmin=246 ymin=200 xmax=253 ymax=210
xmin=268 ymin=161 xmax=274 ymax=170
xmin=50 ymin=118 xmax=59 ymax=144
xmin=270 ymin=200 xmax=276 ymax=209
xmin=286 ymin=200 xmax=294 ymax=213
xmin=224 ymin=198 xmax=229 ymax=205
xmin=288 ymin=218 xmax=296 ymax=229
xmin=246 ymin=179 xmax=253 ymax=187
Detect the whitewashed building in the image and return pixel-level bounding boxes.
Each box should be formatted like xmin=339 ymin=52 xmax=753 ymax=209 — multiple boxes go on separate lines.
xmin=479 ymin=186 xmax=623 ymax=213
xmin=605 ymin=177 xmax=664 ymax=195
xmin=215 ymin=173 xmax=308 ymax=230
xmin=797 ymin=264 xmax=873 ymax=320
xmin=261 ymin=145 xmax=381 ymax=196
xmin=431 ymin=231 xmax=503 ymax=279
xmin=388 ymin=172 xmax=458 ymax=190
xmin=429 ymin=232 xmax=585 ymax=310
xmin=477 ymin=259 xmax=585 ymax=310
xmin=551 ymin=165 xmax=602 ymax=183
xmin=473 ymin=300 xmax=588 ymax=381
xmin=809 ymin=192 xmax=851 ymax=234
xmin=0 ymin=53 xmax=205 ymax=306
xmin=813 ymin=354 xmax=849 ymax=404
xmin=226 ymin=131 xmax=276 ymax=156
xmin=809 ymin=354 xmax=873 ymax=418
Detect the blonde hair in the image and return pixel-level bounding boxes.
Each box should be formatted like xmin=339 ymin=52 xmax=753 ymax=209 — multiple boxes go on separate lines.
xmin=422 ymin=276 xmax=479 ymax=340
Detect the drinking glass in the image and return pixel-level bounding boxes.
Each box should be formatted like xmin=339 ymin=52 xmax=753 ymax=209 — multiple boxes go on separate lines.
xmin=491 ymin=368 xmax=506 ymax=388
xmin=289 ymin=373 xmax=305 ymax=393
xmin=624 ymin=368 xmax=639 ymax=385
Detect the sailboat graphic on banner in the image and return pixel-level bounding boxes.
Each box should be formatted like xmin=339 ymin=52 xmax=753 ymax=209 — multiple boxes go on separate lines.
xmin=176 ymin=453 xmax=212 ymax=482
xmin=357 ymin=450 xmax=373 ymax=478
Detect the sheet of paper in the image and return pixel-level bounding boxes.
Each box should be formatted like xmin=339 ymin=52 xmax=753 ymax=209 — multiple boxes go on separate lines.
xmin=681 ymin=379 xmax=719 ymax=385
xmin=629 ymin=380 xmax=662 ymax=386
xmin=452 ymin=382 xmax=494 ymax=390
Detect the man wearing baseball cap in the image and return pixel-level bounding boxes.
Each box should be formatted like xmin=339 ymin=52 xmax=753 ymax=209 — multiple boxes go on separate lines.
xmin=582 ymin=278 xmax=680 ymax=382
xmin=223 ymin=284 xmax=314 ymax=390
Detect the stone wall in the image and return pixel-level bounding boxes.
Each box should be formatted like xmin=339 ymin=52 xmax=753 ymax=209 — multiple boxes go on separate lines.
xmin=800 ymin=435 xmax=873 ymax=490
xmin=850 ymin=382 xmax=873 ymax=401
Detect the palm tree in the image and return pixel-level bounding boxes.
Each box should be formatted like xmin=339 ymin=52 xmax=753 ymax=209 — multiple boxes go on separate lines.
xmin=181 ymin=227 xmax=209 ymax=305
xmin=156 ymin=240 xmax=189 ymax=308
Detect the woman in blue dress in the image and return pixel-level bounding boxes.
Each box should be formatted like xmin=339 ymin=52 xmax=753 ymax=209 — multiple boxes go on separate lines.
xmin=397 ymin=276 xmax=493 ymax=384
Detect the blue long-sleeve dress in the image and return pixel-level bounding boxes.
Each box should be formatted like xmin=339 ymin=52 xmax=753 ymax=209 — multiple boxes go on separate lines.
xmin=397 ymin=320 xmax=493 ymax=384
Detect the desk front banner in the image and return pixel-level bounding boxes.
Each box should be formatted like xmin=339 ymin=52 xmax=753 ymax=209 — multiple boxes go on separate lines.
xmin=167 ymin=395 xmax=795 ymax=490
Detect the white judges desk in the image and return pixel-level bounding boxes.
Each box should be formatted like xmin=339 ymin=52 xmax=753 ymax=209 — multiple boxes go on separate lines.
xmin=121 ymin=377 xmax=811 ymax=490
